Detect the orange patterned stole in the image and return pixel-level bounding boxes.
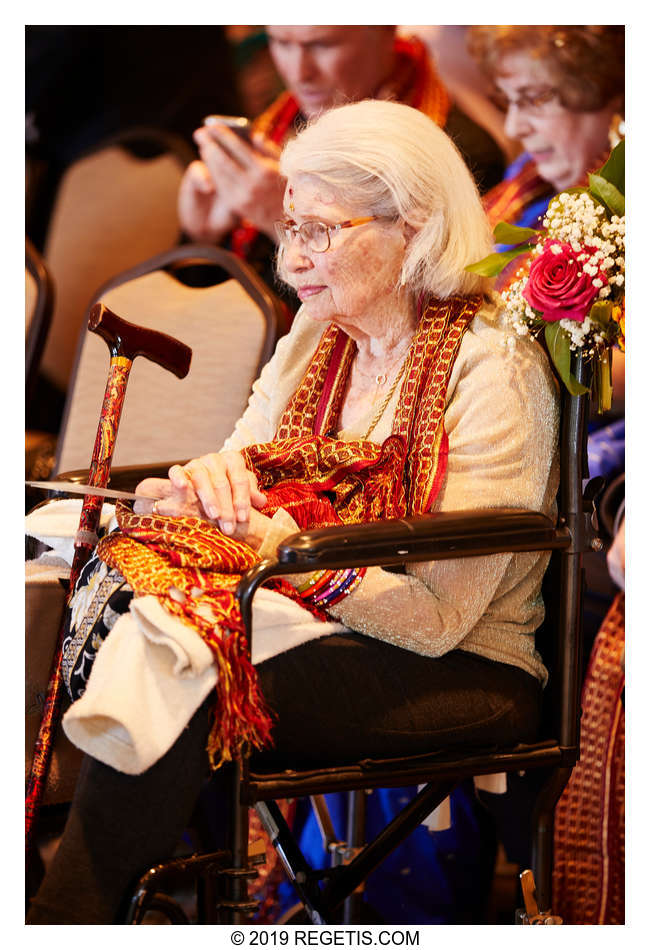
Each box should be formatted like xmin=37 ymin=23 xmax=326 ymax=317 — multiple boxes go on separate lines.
xmin=552 ymin=593 xmax=625 ymax=923
xmin=272 ymin=294 xmax=481 ymax=514
xmin=98 ymin=509 xmax=271 ymax=768
xmin=97 ymin=295 xmax=480 ymax=767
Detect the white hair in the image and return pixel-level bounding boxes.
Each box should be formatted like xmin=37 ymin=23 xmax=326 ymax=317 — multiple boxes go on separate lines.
xmin=279 ymin=99 xmax=493 ymax=299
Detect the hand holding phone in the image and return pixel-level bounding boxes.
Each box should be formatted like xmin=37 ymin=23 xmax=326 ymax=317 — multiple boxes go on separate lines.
xmin=203 ymin=115 xmax=253 ymax=142
xmin=190 ymin=115 xmax=284 ymax=241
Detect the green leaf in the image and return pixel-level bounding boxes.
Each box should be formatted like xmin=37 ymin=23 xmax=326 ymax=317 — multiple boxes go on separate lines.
xmin=465 ymin=245 xmax=533 ymax=277
xmin=492 ymin=221 xmax=540 ymax=245
xmin=598 ymin=140 xmax=625 ymax=195
xmin=589 ymin=300 xmax=613 ymax=328
xmin=544 ymin=323 xmax=590 ymax=396
xmin=588 ymin=174 xmax=625 ymax=217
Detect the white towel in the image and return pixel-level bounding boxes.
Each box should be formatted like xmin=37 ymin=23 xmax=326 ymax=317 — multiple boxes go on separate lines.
xmin=25 ymin=498 xmax=117 ymax=566
xmin=62 ymin=588 xmax=348 ymax=774
xmin=62 ymin=596 xmax=218 ymax=774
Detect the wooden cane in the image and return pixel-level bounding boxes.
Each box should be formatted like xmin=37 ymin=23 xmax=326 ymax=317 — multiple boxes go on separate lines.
xmin=26 ymin=303 xmax=192 ymax=854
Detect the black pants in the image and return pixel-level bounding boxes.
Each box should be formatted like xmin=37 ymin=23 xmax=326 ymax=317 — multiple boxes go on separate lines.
xmin=27 ymin=634 xmax=541 ymax=924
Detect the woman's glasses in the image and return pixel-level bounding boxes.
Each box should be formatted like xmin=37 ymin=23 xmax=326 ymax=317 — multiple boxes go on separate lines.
xmin=493 ymin=86 xmax=562 ymax=116
xmin=275 ymin=216 xmax=380 ymax=254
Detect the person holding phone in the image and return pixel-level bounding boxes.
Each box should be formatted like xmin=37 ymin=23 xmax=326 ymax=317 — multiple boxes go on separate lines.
xmin=178 ymin=25 xmax=505 ymax=310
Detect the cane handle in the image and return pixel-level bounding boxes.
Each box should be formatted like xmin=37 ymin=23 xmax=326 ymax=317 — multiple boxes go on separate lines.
xmin=89 ymin=302 xmax=192 ymax=378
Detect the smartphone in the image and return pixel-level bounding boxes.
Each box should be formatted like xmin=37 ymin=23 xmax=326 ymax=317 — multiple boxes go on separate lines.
xmin=203 ymin=115 xmax=253 ymax=141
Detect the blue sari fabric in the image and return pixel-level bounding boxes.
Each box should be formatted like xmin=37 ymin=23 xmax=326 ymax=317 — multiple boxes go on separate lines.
xmin=587 ymin=418 xmax=625 ymax=480
xmin=276 ymin=783 xmax=497 ymax=924
xmin=493 ymin=152 xmax=552 ymax=251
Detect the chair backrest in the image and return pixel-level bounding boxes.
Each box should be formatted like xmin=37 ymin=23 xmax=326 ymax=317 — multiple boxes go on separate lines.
xmin=39 ymin=128 xmax=193 ymax=393
xmin=55 ymin=245 xmax=282 ymax=474
xmin=25 ymin=237 xmax=55 ymax=405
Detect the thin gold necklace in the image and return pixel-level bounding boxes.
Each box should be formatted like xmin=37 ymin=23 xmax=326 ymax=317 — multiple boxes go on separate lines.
xmin=362 ymin=354 xmax=410 ymax=440
xmin=354 ymin=339 xmax=412 ymax=388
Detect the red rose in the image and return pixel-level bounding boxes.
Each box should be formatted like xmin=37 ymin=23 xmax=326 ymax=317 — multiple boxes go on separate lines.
xmin=522 ymin=241 xmax=601 ymax=322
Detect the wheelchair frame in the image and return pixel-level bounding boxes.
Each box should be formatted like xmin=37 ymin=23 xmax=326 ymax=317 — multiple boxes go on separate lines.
xmin=123 ymin=356 xmax=597 ymax=924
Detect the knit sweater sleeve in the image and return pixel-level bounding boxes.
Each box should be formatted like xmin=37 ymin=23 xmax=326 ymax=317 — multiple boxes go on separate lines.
xmin=326 ymin=321 xmax=559 ymax=666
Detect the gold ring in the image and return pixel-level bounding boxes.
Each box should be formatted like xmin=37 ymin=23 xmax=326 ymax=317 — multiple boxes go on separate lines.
xmin=152 ymin=500 xmax=160 ymax=516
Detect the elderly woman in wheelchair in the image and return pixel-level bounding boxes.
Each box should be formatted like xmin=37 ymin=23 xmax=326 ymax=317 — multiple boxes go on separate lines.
xmin=27 ymin=99 xmax=558 ymax=924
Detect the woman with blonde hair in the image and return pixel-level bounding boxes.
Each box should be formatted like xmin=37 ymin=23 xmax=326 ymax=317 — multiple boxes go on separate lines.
xmin=28 ymin=99 xmax=558 ymax=924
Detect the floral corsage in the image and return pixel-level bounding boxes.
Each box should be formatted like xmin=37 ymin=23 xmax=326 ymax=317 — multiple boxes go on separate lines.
xmin=467 ymin=141 xmax=625 ymax=412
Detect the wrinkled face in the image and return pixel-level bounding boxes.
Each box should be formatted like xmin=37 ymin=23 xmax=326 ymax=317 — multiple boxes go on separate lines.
xmin=266 ymin=25 xmax=395 ymax=118
xmin=279 ymin=175 xmax=406 ymax=334
xmin=495 ymin=51 xmax=617 ymax=190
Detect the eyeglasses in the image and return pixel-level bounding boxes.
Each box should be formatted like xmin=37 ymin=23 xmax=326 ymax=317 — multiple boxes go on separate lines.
xmin=494 ymin=87 xmax=562 ymax=116
xmin=274 ymin=216 xmax=380 ymax=254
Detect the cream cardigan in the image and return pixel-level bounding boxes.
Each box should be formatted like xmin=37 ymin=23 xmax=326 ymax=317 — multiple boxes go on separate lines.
xmin=224 ymin=295 xmax=560 ymax=685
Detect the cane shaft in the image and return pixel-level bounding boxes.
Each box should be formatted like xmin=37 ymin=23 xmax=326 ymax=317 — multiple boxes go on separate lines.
xmin=26 ymin=355 xmax=133 ymax=852
xmin=70 ymin=356 xmax=133 ymax=588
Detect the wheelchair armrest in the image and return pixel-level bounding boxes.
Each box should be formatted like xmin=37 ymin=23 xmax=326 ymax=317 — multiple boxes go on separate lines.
xmin=276 ymin=508 xmax=569 ymax=570
xmin=237 ymin=509 xmax=570 ymax=636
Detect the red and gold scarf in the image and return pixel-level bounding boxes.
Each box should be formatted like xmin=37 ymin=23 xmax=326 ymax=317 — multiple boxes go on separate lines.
xmin=98 ymin=294 xmax=481 ymax=767
xmin=230 ymin=36 xmax=450 ymax=259
xmin=482 ymin=156 xmax=552 ymax=231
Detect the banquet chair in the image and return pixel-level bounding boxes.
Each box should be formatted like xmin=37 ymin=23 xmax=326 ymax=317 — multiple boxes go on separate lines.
xmin=25 ymin=238 xmax=58 ymax=496
xmin=25 ymin=237 xmax=55 ymax=407
xmin=26 ymin=246 xmax=283 ymax=822
xmin=54 ymin=244 xmax=283 ymax=476
xmin=121 ymin=354 xmax=600 ymax=924
xmin=37 ymin=127 xmax=194 ymax=398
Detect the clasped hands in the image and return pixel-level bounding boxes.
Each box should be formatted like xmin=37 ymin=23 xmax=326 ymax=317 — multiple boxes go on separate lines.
xmin=177 ymin=120 xmax=285 ymax=244
xmin=133 ymin=451 xmax=272 ymax=552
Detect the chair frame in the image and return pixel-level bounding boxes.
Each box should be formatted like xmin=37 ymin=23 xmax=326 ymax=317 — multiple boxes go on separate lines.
xmin=122 ymin=355 xmax=599 ymax=924
xmin=92 ymin=126 xmax=196 ymax=168
xmin=25 ymin=237 xmax=55 ymax=406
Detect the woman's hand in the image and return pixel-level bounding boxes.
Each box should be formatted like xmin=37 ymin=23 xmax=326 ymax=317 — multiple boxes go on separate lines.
xmin=133 ymin=451 xmax=269 ymax=544
xmin=176 ymin=452 xmax=268 ymax=531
